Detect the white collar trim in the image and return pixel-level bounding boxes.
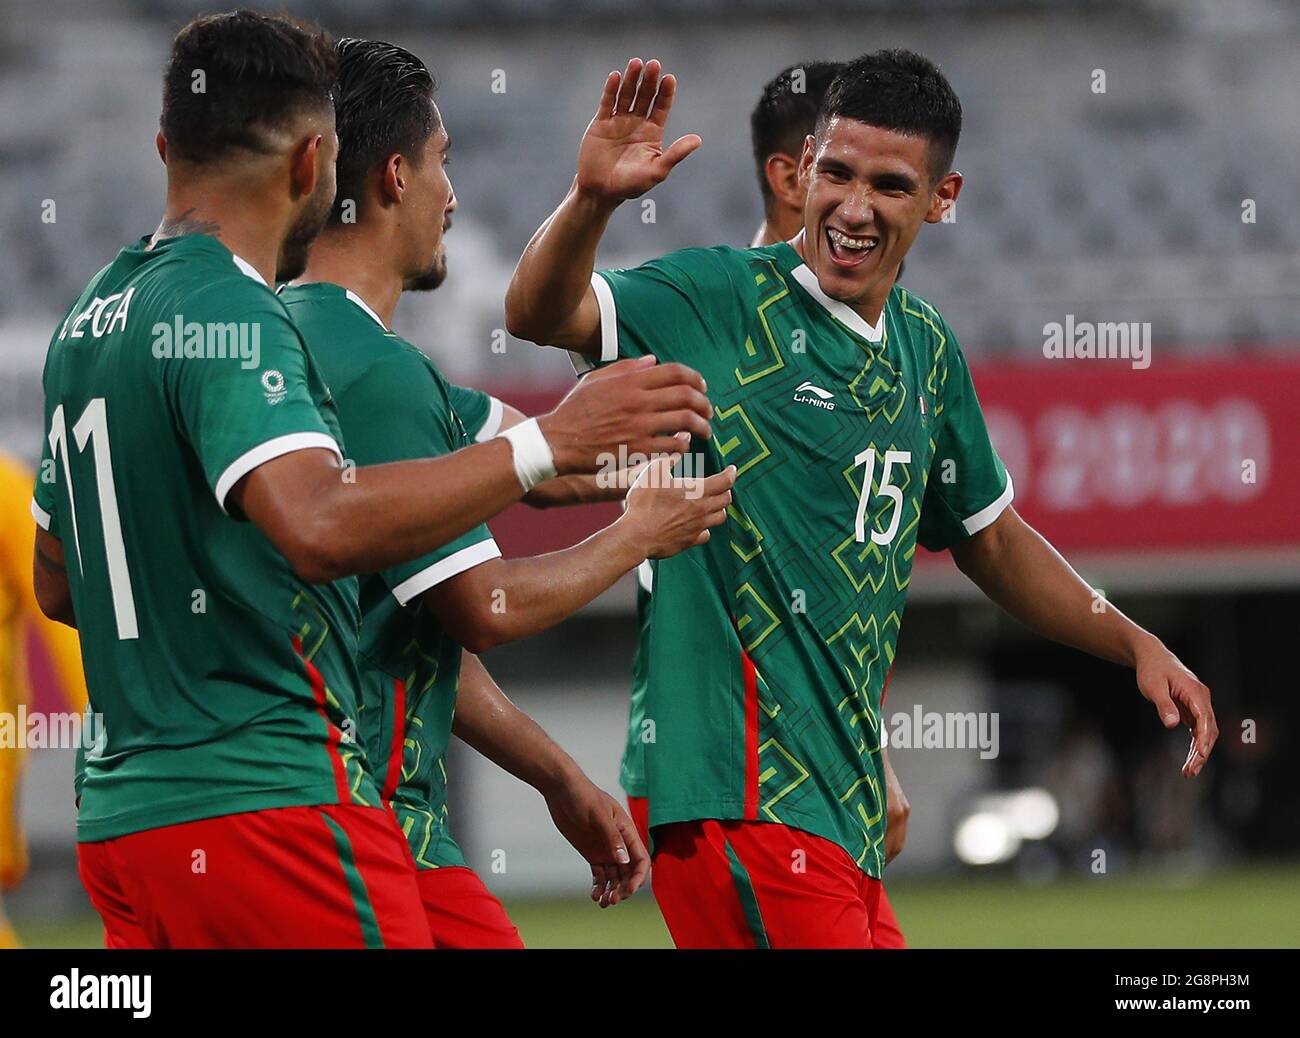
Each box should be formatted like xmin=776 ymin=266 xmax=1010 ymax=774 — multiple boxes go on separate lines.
xmin=345 ymin=289 xmax=388 ymax=331
xmin=788 ymin=232 xmax=885 ymax=343
xmin=231 ymin=254 xmax=268 ymax=287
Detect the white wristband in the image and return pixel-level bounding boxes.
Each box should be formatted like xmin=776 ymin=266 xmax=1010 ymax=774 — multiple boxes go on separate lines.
xmin=499 ymin=418 xmax=558 ymax=492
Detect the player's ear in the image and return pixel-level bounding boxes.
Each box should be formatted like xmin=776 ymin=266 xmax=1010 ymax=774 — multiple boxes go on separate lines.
xmin=925 ymin=169 xmax=962 ymax=224
xmin=155 ymin=130 xmax=167 ymax=165
xmin=289 ymin=133 xmax=323 ymax=201
xmin=380 ymin=152 xmax=405 ymax=205
xmin=764 ymin=152 xmax=803 ymax=211
xmin=796 ymin=133 xmax=816 ymax=187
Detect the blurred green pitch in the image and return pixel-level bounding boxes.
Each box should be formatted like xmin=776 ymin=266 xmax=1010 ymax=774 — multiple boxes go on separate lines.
xmin=14 ymin=864 xmax=1298 ymax=949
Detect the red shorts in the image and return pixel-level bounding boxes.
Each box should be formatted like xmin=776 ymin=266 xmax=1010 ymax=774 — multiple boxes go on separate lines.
xmin=651 ymin=818 xmax=906 ymax=949
xmin=871 ymin=883 xmax=907 ymax=949
xmin=77 ymin=803 xmax=434 ymax=949
xmin=415 ymin=866 xmax=524 ymax=949
xmin=627 ymin=795 xmax=651 ymax=851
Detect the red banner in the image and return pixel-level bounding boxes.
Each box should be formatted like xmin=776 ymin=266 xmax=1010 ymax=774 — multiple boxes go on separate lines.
xmin=970 ymin=356 xmax=1299 ymax=552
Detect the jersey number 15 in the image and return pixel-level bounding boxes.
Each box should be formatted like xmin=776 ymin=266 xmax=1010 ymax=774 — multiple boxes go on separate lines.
xmin=854 ymin=448 xmax=911 ymax=546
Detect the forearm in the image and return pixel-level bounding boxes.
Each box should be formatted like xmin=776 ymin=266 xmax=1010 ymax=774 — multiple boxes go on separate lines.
xmin=500 ymin=403 xmax=623 ymax=508
xmin=452 ymin=652 xmax=582 ymax=796
xmin=327 ymin=442 xmax=525 ymax=574
xmin=505 ymin=182 xmax=615 ymax=349
xmin=447 ymin=519 xmax=645 ymax=651
xmin=951 ymin=510 xmax=1159 ymax=668
xmin=240 ymin=440 xmax=525 ymax=583
xmin=524 ymin=473 xmax=622 ymax=508
xmin=32 ymin=532 xmax=77 ymax=628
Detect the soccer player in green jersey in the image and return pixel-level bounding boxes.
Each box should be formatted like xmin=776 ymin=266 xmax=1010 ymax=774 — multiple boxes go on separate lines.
xmin=281 ymin=37 xmax=735 ymax=946
xmin=29 ymin=13 xmax=713 ymax=948
xmin=619 ymin=61 xmax=907 ymax=948
xmin=505 ymin=51 xmax=1219 ymax=948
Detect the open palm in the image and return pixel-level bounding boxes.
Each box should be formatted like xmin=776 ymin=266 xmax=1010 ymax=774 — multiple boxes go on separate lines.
xmin=577 ymin=58 xmax=702 ymax=201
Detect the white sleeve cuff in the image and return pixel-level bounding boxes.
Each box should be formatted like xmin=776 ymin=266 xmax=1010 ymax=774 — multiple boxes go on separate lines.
xmin=31 ymin=498 xmax=52 ymax=531
xmin=961 ymin=473 xmax=1015 ymax=536
xmin=391 ymin=538 xmax=501 ymax=607
xmin=589 ymin=271 xmax=619 ymax=364
xmin=474 ymin=396 xmax=505 ymax=442
xmin=214 ymin=432 xmax=343 ymax=514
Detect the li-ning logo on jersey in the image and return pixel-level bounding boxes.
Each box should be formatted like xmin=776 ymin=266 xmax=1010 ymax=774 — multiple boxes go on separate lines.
xmin=793 ymin=380 xmax=836 ymax=411
xmin=261 ymin=369 xmax=287 ymax=405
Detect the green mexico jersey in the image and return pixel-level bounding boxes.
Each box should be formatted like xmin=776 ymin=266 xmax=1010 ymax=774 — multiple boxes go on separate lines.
xmin=588 ymin=241 xmax=1012 ymax=876
xmin=446 ymin=381 xmax=504 ymax=445
xmin=281 ymin=282 xmax=501 ymax=870
xmin=35 ymin=234 xmax=376 ymax=842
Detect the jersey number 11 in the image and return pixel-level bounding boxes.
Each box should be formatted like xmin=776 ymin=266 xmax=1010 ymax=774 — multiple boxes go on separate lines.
xmin=48 ymin=398 xmax=139 ymax=641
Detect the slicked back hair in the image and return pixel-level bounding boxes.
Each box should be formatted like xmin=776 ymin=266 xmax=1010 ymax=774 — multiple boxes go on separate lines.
xmin=750 ymin=61 xmax=844 ymax=207
xmin=817 ymin=49 xmax=962 ymax=182
xmin=160 ymin=10 xmax=337 ymax=165
xmin=331 ymin=37 xmax=439 ymax=225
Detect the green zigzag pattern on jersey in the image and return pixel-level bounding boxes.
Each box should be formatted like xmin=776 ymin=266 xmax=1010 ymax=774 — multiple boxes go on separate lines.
xmin=714 ymin=402 xmax=772 ymax=477
xmin=734 ymin=260 xmax=793 ymax=386
xmin=735 ymin=581 xmax=781 ymax=652
xmin=727 ymin=502 xmax=765 ymax=563
xmin=828 ymin=611 xmax=885 ymax=742
xmin=758 ymin=738 xmax=811 ymax=824
xmin=900 ymin=288 xmax=950 ymax=420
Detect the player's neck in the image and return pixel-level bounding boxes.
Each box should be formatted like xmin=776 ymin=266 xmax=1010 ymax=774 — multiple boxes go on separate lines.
xmin=297 ymin=230 xmax=403 ymax=328
xmin=791 ymin=229 xmax=894 ymax=327
xmin=153 ymin=186 xmax=286 ymax=288
xmin=751 ymin=207 xmax=803 ymax=248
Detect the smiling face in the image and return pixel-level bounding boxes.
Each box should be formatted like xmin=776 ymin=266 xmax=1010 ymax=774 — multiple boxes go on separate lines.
xmin=798 ymin=115 xmax=960 ymax=317
xmin=402 ymin=108 xmax=457 ymax=292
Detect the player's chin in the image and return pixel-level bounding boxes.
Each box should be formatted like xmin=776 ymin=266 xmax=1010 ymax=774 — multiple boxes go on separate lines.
xmin=405 ymin=258 xmax=447 ymax=293
xmin=817 ymin=264 xmax=874 ymax=304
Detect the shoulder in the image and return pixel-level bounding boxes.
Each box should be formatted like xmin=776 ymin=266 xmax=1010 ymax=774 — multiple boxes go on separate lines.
xmin=892 ymin=285 xmax=951 ymax=339
xmin=338 ymin=335 xmax=446 ymax=410
xmin=603 ymin=246 xmax=756 ymax=323
xmin=663 ymin=244 xmax=750 ymax=281
xmin=892 ymin=284 xmax=963 ymax=367
xmin=611 ymin=244 xmax=749 ymax=286
xmin=281 ymin=286 xmax=384 ymax=365
xmin=154 ymin=251 xmax=296 ymax=342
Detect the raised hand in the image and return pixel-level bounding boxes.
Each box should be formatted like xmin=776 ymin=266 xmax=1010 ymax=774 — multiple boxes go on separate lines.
xmin=576 ymin=57 xmax=702 ymax=203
